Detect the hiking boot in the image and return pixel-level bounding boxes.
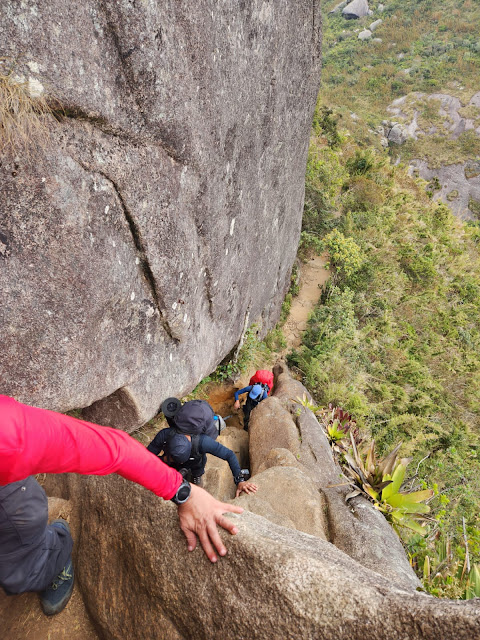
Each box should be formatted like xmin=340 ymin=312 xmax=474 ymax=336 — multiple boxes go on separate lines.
xmin=191 ymin=476 xmax=204 ymax=488
xmin=39 ymin=519 xmax=74 ymax=616
xmin=39 ymin=558 xmax=75 ymax=616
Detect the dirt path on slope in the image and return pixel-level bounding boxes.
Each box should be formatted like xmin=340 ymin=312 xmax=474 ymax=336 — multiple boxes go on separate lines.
xmin=283 ymin=254 xmax=330 ymax=351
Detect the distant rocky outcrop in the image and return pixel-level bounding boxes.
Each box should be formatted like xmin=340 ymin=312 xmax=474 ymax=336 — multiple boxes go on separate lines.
xmin=384 ymin=121 xmax=411 ymax=145
xmin=387 ymin=92 xmax=480 ymax=142
xmin=408 ymin=160 xmax=480 ymax=221
xmin=0 ymin=1 xmax=322 ymax=428
xmin=343 ymin=0 xmax=370 ymax=19
xmin=384 ymin=92 xmax=480 ymax=219
xmin=40 ymin=364 xmax=480 ymax=639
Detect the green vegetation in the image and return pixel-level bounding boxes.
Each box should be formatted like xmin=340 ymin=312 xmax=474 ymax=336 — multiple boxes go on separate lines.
xmin=188 ymin=0 xmax=480 ymax=599
xmin=212 ymin=325 xmax=270 ymax=383
xmin=314 ymin=5 xmax=480 ymax=594
xmin=321 ymin=0 xmax=480 ymax=167
xmin=289 ymin=110 xmax=480 ymax=596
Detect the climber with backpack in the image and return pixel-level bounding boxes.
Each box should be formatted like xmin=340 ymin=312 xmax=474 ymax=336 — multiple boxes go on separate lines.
xmin=147 ymin=398 xmax=258 ymax=497
xmin=233 ymin=369 xmax=274 ymax=431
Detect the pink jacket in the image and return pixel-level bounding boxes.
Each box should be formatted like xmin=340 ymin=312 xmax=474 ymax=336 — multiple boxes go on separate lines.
xmin=0 ymin=395 xmax=181 ymax=500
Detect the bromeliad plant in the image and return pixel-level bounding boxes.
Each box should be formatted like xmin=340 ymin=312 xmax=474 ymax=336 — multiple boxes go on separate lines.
xmin=343 ymin=436 xmax=434 ymax=535
xmin=295 ymin=397 xmax=433 ymax=534
xmin=321 ymin=403 xmax=359 ymax=447
xmin=296 ymin=397 xmax=360 ymax=449
xmin=295 ymin=393 xmax=319 ymax=414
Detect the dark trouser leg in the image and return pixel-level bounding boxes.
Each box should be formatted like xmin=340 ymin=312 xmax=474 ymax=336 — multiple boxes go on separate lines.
xmin=242 ymin=397 xmax=258 ymax=431
xmin=0 ymin=476 xmax=73 ymax=595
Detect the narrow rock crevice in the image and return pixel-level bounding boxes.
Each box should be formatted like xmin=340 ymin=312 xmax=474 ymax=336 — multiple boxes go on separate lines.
xmin=52 ymin=103 xmax=186 ymax=165
xmin=99 ymin=4 xmax=150 ymax=122
xmin=233 ymin=309 xmax=251 ymax=364
xmin=319 ymin=489 xmax=334 ymax=543
xmin=97 ymin=169 xmax=181 ymax=342
xmin=98 ymin=5 xmax=190 ymax=165
xmin=294 ymin=412 xmax=306 ymax=446
xmin=308 ymin=442 xmax=319 ymax=463
xmin=204 ymin=266 xmax=214 ymax=319
xmin=312 ymin=0 xmax=322 ymax=61
xmin=77 ymin=160 xmax=180 ymax=342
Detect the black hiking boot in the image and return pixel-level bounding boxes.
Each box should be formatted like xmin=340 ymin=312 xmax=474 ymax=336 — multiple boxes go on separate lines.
xmin=39 ymin=520 xmax=75 ymax=616
xmin=191 ymin=476 xmax=204 ymax=488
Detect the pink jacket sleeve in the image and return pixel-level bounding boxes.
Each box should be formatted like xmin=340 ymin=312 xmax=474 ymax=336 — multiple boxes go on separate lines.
xmin=0 ymin=395 xmax=182 ymax=500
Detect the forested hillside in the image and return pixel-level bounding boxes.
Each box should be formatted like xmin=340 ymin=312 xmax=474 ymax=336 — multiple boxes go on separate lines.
xmin=286 ymin=0 xmax=480 ymax=598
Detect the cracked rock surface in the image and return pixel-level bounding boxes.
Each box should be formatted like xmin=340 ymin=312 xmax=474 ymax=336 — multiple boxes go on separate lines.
xmin=0 ymin=1 xmax=322 ymax=428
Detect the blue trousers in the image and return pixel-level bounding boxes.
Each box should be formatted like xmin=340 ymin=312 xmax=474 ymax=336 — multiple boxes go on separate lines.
xmin=0 ymin=476 xmax=73 ymax=594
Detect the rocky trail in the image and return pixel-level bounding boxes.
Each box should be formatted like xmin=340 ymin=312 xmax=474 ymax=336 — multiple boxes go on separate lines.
xmin=0 ymin=257 xmax=328 ymax=640
xmin=283 ymin=254 xmax=329 ymax=350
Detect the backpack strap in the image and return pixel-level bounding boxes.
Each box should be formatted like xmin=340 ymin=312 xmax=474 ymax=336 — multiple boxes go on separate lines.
xmin=190 ymin=434 xmax=201 ymax=460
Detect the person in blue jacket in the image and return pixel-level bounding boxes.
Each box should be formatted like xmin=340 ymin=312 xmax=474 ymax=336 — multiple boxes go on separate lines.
xmin=147 ymin=427 xmax=258 ymax=496
xmin=233 ymin=384 xmax=268 ymax=431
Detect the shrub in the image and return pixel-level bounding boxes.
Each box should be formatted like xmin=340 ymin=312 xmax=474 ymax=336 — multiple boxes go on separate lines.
xmin=345 ymin=148 xmax=383 ymax=177
xmin=312 ymin=105 xmax=341 ymax=148
xmin=323 ymin=229 xmax=364 ymax=279
xmin=343 ymin=175 xmax=385 ymax=212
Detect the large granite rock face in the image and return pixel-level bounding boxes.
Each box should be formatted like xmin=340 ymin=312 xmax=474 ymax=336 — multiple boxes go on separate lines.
xmin=0 ymin=1 xmax=322 ymax=428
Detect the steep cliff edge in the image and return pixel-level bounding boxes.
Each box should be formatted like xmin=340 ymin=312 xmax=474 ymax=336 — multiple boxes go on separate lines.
xmin=0 ymin=0 xmax=322 ymax=428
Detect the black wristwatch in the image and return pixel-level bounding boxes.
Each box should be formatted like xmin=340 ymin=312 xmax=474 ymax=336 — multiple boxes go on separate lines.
xmin=234 ymin=469 xmax=250 ymax=485
xmin=170 ymin=478 xmax=191 ymax=505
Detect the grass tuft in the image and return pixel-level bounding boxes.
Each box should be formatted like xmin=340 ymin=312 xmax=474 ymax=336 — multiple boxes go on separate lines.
xmin=0 ymin=59 xmax=54 ymax=154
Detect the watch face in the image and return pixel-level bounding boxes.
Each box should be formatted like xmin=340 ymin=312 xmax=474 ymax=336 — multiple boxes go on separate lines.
xmin=175 ymin=480 xmax=191 ymax=504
